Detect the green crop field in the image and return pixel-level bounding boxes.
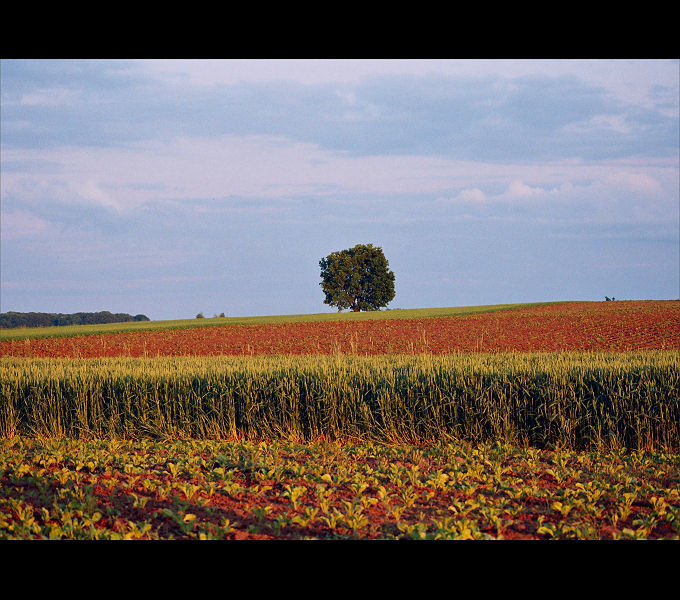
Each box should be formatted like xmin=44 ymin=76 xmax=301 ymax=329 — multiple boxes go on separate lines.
xmin=2 ymin=352 xmax=679 ymax=451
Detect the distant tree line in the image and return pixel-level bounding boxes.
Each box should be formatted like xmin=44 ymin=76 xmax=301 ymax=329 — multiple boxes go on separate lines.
xmin=0 ymin=311 xmax=150 ymax=329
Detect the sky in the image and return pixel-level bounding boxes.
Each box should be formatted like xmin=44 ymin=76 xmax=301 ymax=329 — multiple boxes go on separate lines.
xmin=1 ymin=58 xmax=678 ymax=320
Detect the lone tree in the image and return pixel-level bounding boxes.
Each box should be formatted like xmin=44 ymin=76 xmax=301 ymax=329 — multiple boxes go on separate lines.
xmin=319 ymin=243 xmax=395 ymax=312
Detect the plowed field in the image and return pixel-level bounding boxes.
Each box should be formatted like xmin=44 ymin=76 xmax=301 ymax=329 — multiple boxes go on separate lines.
xmin=2 ymin=300 xmax=677 ymax=358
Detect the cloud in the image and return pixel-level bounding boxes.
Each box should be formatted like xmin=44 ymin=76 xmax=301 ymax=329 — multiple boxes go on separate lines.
xmin=2 ymin=59 xmax=678 ymax=317
xmin=604 ymin=172 xmax=663 ymax=195
xmin=3 ymin=59 xmax=677 ymax=163
xmin=135 ymin=59 xmax=679 ymax=111
xmin=456 ymin=188 xmax=487 ymax=203
xmin=4 ymin=134 xmax=676 ymax=234
xmin=567 ymin=113 xmax=636 ymax=135
xmin=0 ymin=136 xmax=506 ymax=212
xmin=17 ymin=87 xmax=78 ymax=107
xmin=1 ymin=210 xmax=54 ymax=240
xmin=73 ymin=179 xmax=122 ymax=212
xmin=506 ymin=181 xmax=543 ymax=197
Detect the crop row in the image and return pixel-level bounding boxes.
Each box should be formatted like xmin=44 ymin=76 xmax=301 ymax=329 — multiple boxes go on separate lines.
xmin=2 ymin=436 xmax=678 ymax=540
xmin=2 ymin=351 xmax=678 ymax=452
xmin=1 ymin=301 xmax=677 ymax=358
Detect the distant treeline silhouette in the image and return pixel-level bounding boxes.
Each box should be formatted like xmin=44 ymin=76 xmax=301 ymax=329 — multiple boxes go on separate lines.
xmin=0 ymin=311 xmax=150 ymax=329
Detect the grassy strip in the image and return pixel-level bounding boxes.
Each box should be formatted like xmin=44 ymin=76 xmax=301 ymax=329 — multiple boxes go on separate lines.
xmin=2 ymin=351 xmax=677 ymax=452
xmin=0 ymin=302 xmax=559 ymax=341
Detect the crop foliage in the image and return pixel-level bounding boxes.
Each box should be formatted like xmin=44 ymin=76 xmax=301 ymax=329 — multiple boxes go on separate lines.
xmin=2 ymin=351 xmax=677 ymax=452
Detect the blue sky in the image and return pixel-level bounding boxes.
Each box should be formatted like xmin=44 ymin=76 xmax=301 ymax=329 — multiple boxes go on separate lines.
xmin=1 ymin=59 xmax=678 ymax=320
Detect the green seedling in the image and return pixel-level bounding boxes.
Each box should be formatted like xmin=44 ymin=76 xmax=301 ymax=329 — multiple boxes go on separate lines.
xmin=131 ymin=493 xmax=150 ymax=509
xmin=282 ymin=485 xmax=307 ymax=511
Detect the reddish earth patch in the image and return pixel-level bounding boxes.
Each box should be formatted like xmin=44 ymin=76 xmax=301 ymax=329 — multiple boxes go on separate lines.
xmin=2 ymin=300 xmax=678 ymax=358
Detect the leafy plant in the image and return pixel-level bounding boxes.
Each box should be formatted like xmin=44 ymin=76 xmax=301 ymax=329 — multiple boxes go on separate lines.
xmin=319 ymin=243 xmax=395 ymax=312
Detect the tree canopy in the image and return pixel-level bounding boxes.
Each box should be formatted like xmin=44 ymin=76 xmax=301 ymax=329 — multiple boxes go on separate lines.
xmin=319 ymin=243 xmax=395 ymax=312
xmin=0 ymin=311 xmax=149 ymax=329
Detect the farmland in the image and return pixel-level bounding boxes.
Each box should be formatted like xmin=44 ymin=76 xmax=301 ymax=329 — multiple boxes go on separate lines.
xmin=1 ymin=300 xmax=677 ymax=357
xmin=1 ymin=300 xmax=679 ymax=540
xmin=0 ymin=301 xmax=550 ymax=342
xmin=2 ymin=436 xmax=678 ymax=540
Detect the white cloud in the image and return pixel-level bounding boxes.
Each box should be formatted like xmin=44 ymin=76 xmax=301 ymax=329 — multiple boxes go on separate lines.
xmin=17 ymin=87 xmax=78 ymax=106
xmin=445 ymin=188 xmax=488 ymax=204
xmin=458 ymin=188 xmax=487 ymax=203
xmin=506 ymin=181 xmax=543 ymax=197
xmin=604 ymin=172 xmax=663 ymax=195
xmin=2 ymin=134 xmax=677 ymax=234
xmin=1 ymin=136 xmax=499 ymax=210
xmin=1 ymin=210 xmax=54 ymax=240
xmin=335 ymin=89 xmax=383 ymax=122
xmin=137 ymin=59 xmax=480 ymax=87
xmin=135 ymin=59 xmax=679 ymax=114
xmin=73 ymin=179 xmax=122 ymax=212
xmin=586 ymin=114 xmax=635 ymax=134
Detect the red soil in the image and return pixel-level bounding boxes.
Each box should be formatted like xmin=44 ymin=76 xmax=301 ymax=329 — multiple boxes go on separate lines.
xmin=2 ymin=300 xmax=678 ymax=359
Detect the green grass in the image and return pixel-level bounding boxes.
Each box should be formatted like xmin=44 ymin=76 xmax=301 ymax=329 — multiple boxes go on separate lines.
xmin=0 ymin=301 xmax=561 ymax=341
